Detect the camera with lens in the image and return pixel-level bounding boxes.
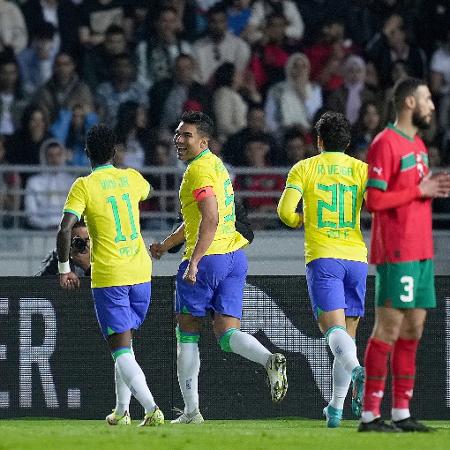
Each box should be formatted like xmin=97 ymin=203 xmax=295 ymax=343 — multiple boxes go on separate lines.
xmin=71 ymin=236 xmax=88 ymax=252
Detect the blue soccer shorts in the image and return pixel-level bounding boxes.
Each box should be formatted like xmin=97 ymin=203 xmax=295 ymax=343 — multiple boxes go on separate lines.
xmin=306 ymin=258 xmax=368 ymax=320
xmin=92 ymin=282 xmax=151 ymax=338
xmin=175 ymin=249 xmax=248 ymax=319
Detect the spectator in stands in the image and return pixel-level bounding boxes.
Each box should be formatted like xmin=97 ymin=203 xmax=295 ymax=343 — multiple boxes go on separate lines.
xmin=234 ymin=134 xmax=285 ymax=228
xmin=17 ymin=22 xmax=58 ymax=95
xmin=0 ymin=0 xmax=28 ymax=55
xmin=226 ymin=0 xmax=254 ymax=40
xmin=114 ymin=101 xmax=151 ymax=169
xmin=82 ymin=25 xmax=129 ymax=91
xmin=0 ymin=134 xmax=21 ymax=228
xmin=50 ymin=103 xmax=98 ymax=166
xmin=0 ymin=52 xmax=27 ymax=137
xmin=265 ymin=52 xmax=322 ymax=135
xmin=24 ymin=139 xmax=74 ymax=229
xmin=326 ymin=55 xmax=376 ymax=125
xmin=193 ymin=3 xmax=250 ymax=84
xmin=282 ymin=126 xmax=308 ymax=166
xmin=78 ymin=0 xmax=128 ymax=48
xmin=149 ymin=53 xmax=209 ymax=132
xmin=249 ymin=12 xmax=297 ymax=93
xmin=212 ymin=62 xmax=248 ymax=142
xmin=95 ymin=53 xmax=148 ymax=127
xmin=6 ymin=104 xmax=52 ymax=165
xmin=33 ymin=52 xmax=93 ymax=123
xmin=366 ymin=13 xmax=427 ymax=88
xmin=351 ymin=101 xmax=382 ymax=162
xmin=248 ymin=0 xmax=304 ymax=44
xmin=222 ymin=104 xmax=278 ymax=165
xmin=430 ymin=29 xmax=450 ymax=131
xmin=21 ymin=0 xmax=80 ymax=56
xmin=35 ymin=219 xmax=91 ymax=276
xmin=136 ymin=6 xmax=193 ymax=89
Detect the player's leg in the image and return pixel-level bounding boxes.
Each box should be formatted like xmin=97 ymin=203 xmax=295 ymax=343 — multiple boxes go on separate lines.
xmin=212 ymin=250 xmax=287 ymax=403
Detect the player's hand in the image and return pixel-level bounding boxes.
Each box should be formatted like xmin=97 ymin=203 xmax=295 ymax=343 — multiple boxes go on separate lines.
xmin=150 ymin=242 xmax=166 ymax=259
xmin=183 ymin=261 xmax=198 ymax=285
xmin=419 ymin=172 xmax=450 ymax=198
xmin=59 ymin=272 xmax=80 ymax=290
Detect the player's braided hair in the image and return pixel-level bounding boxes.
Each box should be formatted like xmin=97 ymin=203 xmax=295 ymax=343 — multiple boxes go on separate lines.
xmin=86 ymin=124 xmax=116 ymax=165
xmin=393 ymin=77 xmax=426 ymax=113
xmin=315 ymin=111 xmax=351 ymax=152
xmin=180 ymin=111 xmax=215 ymax=139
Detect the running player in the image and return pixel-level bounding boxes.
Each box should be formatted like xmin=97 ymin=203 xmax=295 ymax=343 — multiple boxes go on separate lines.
xmin=57 ymin=125 xmax=164 ymax=427
xmin=150 ymin=111 xmax=288 ymax=424
xmin=359 ymin=77 xmax=450 ymax=432
xmin=277 ymin=111 xmax=367 ymax=428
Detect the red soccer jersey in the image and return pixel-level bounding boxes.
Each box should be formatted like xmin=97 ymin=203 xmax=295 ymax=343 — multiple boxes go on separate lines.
xmin=366 ymin=124 xmax=433 ymax=264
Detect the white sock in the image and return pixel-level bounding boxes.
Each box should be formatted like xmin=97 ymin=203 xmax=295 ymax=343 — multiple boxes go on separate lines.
xmin=229 ymin=330 xmax=272 ymax=366
xmin=115 ymin=353 xmax=156 ymax=414
xmin=329 ymin=358 xmax=351 ymax=410
xmin=391 ymin=408 xmax=410 ymax=422
xmin=177 ymin=342 xmax=200 ymax=415
xmin=361 ymin=411 xmax=379 ymax=423
xmin=327 ymin=328 xmax=360 ymax=373
xmin=114 ymin=362 xmax=131 ymax=416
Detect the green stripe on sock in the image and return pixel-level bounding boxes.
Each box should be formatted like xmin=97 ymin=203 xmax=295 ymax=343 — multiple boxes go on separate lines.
xmin=324 ymin=325 xmax=347 ymax=343
xmin=175 ymin=326 xmax=200 ymax=343
xmin=112 ymin=348 xmax=132 ymax=361
xmin=219 ymin=328 xmax=239 ymax=352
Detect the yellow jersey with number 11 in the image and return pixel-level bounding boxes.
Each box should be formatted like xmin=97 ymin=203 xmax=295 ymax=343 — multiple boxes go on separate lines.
xmin=63 ymin=164 xmax=152 ymax=288
xmin=180 ymin=149 xmax=247 ymax=260
xmin=285 ymin=152 xmax=368 ymax=264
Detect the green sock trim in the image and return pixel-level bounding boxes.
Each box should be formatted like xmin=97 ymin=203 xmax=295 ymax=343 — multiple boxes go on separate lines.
xmin=219 ymin=328 xmax=239 ymax=352
xmin=112 ymin=348 xmax=132 ymax=361
xmin=175 ymin=326 xmax=200 ymax=344
xmin=324 ymin=325 xmax=347 ymax=344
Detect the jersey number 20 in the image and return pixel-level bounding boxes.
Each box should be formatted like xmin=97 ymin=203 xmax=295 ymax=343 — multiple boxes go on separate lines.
xmin=317 ymin=183 xmax=357 ymax=229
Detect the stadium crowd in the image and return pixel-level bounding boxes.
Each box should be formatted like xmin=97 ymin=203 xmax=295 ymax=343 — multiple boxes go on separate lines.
xmin=0 ymin=0 xmax=449 ymax=229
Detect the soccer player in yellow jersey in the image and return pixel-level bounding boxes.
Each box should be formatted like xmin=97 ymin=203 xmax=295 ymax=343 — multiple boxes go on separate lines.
xmin=277 ymin=112 xmax=368 ymax=428
xmin=56 ymin=125 xmax=163 ymax=427
xmin=150 ymin=111 xmax=288 ymax=424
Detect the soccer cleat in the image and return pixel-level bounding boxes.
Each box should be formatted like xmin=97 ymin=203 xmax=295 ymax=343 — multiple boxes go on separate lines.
xmin=351 ymin=366 xmax=365 ymax=418
xmin=170 ymin=409 xmax=204 ymax=424
xmin=137 ymin=407 xmax=164 ymax=427
xmin=265 ymin=353 xmax=288 ymax=403
xmin=392 ymin=417 xmax=434 ymax=432
xmin=358 ymin=418 xmax=402 ymax=432
xmin=323 ymin=405 xmax=343 ymax=428
xmin=105 ymin=409 xmax=131 ymax=426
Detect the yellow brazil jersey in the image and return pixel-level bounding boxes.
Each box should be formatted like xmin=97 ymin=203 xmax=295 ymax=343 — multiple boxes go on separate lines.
xmin=180 ymin=149 xmax=247 ymax=260
xmin=63 ymin=164 xmax=152 ymax=288
xmin=286 ymin=152 xmax=368 ymax=264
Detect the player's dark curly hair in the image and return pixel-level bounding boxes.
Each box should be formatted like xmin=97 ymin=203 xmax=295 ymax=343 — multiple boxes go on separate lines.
xmin=315 ymin=111 xmax=351 ymax=152
xmin=86 ymin=124 xmax=116 ymax=165
xmin=393 ymin=77 xmax=426 ymax=113
xmin=180 ymin=111 xmax=215 ymax=139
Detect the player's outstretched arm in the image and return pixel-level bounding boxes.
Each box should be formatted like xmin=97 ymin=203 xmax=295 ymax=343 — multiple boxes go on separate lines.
xmin=277 ymin=188 xmax=303 ymax=228
xmin=150 ymin=222 xmax=185 ymax=259
xmin=57 ymin=212 xmax=80 ymax=290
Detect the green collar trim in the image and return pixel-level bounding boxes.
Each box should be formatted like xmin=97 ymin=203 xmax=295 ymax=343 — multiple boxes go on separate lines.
xmin=188 ymin=149 xmax=210 ymax=164
xmin=92 ymin=164 xmax=113 ymax=172
xmin=387 ymin=123 xmax=415 ymax=142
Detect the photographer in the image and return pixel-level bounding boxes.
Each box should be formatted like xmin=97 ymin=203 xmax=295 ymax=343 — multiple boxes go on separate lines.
xmin=36 ymin=220 xmax=90 ymax=276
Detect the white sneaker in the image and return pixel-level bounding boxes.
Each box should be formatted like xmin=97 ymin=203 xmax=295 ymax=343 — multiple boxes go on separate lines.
xmin=170 ymin=409 xmax=204 ymax=424
xmin=137 ymin=407 xmax=164 ymax=427
xmin=265 ymin=353 xmax=288 ymax=403
xmin=106 ymin=409 xmax=131 ymax=426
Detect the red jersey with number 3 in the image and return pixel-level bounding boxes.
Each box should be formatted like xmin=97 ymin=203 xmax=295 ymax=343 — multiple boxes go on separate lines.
xmin=366 ymin=124 xmax=433 ymax=264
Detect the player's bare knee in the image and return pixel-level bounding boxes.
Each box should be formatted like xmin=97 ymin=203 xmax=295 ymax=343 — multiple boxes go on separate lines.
xmin=373 ymin=324 xmax=400 ymax=344
xmin=217 ymin=328 xmax=239 ymax=352
xmin=400 ymin=324 xmax=424 ymax=340
xmin=177 ymin=314 xmax=201 ymax=334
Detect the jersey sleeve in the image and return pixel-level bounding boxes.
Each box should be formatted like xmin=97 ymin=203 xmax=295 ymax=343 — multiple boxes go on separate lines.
xmin=128 ymin=169 xmax=151 ymax=201
xmin=285 ymin=162 xmax=303 ymax=193
xmin=358 ymin=161 xmax=369 ymax=193
xmin=63 ymin=178 xmax=86 ymax=220
xmin=189 ymin=165 xmax=216 ymax=193
xmin=366 ymin=137 xmax=393 ymax=191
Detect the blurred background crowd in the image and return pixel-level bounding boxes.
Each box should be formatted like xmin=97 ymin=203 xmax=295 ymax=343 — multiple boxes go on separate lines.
xmin=0 ymin=0 xmax=449 ymax=230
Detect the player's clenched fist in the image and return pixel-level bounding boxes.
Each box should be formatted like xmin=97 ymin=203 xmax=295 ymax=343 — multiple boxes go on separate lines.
xmin=150 ymin=242 xmax=165 ymax=259
xmin=59 ymin=272 xmax=80 ymax=290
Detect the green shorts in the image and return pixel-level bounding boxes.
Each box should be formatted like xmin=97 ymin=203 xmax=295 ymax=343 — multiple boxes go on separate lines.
xmin=375 ymin=259 xmax=436 ymax=309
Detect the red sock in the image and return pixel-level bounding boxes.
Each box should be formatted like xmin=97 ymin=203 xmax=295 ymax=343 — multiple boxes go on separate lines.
xmin=391 ymin=338 xmax=419 ymax=409
xmin=363 ymin=337 xmax=392 ymax=416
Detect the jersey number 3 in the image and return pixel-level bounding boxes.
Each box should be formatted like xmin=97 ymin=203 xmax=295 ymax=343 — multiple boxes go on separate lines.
xmin=107 ymin=193 xmax=138 ymax=243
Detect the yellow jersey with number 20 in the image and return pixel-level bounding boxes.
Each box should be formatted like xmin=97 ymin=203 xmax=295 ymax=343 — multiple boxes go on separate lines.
xmin=286 ymin=152 xmax=368 ymax=264
xmin=63 ymin=164 xmax=152 ymax=288
xmin=180 ymin=149 xmax=247 ymax=261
